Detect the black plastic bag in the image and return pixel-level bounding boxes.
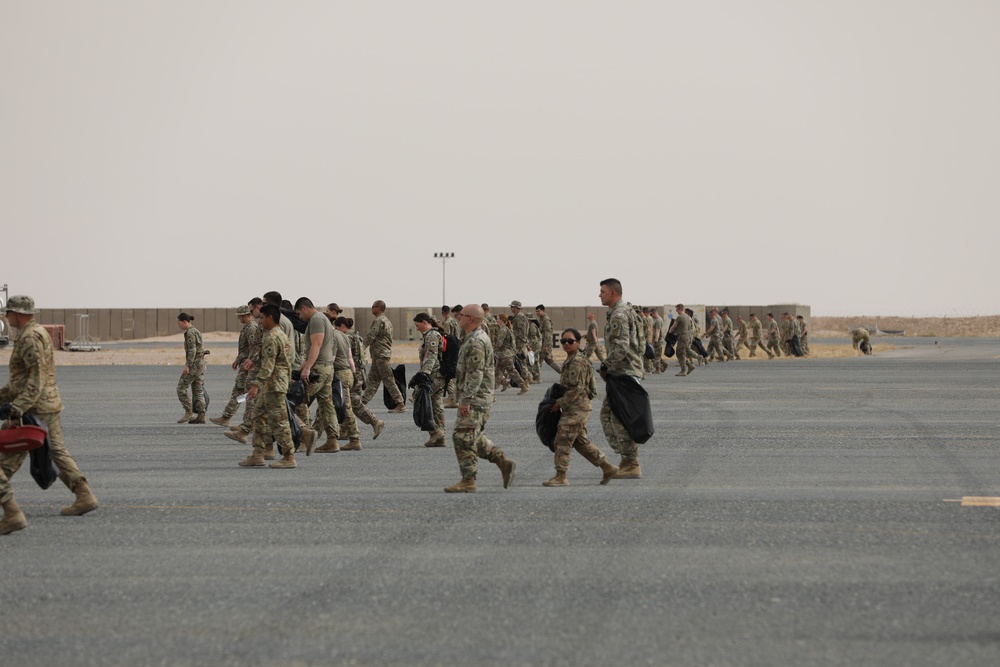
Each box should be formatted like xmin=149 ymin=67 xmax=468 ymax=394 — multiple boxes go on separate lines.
xmin=409 ymin=372 xmax=436 ymax=432
xmin=510 ymin=356 xmax=526 ymax=388
xmin=286 ymin=379 xmax=308 ymax=407
xmin=383 ymin=364 xmax=407 ymax=409
xmin=643 ymin=342 xmax=655 ymax=360
xmin=692 ymin=337 xmax=708 ymax=358
xmin=331 ymin=373 xmax=347 ymax=423
xmin=535 ymin=383 xmax=565 ymax=452
xmin=664 ymin=331 xmax=678 ymax=358
xmin=286 ymin=398 xmax=302 ymax=451
xmin=22 ymin=414 xmax=59 ymax=490
xmin=604 ymin=374 xmax=654 ymax=445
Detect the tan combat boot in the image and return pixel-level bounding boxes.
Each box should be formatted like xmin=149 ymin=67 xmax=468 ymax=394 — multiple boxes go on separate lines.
xmin=443 ymin=397 xmax=459 ymax=409
xmin=599 ymin=460 xmax=619 ymax=485
xmin=238 ymin=448 xmax=266 ymax=467
xmin=423 ymin=431 xmax=446 ymax=447
xmin=61 ymin=480 xmax=99 ymax=516
xmin=340 ymin=439 xmax=362 ymax=451
xmin=224 ymin=429 xmax=248 ymax=445
xmin=496 ymin=455 xmax=516 ymax=489
xmin=177 ymin=411 xmax=195 ymax=423
xmin=0 ymin=497 xmax=28 ymax=535
xmin=209 ymin=416 xmax=230 ymax=427
xmin=372 ymin=419 xmax=385 ymax=440
xmin=517 ymin=385 xmax=529 ymax=395
xmin=613 ymin=462 xmax=642 ymax=480
xmin=390 ymin=403 xmax=407 ymax=413
xmin=542 ymin=471 xmax=568 ymax=487
xmin=315 ymin=439 xmax=341 ymax=453
xmin=269 ymin=446 xmax=297 ymax=469
xmin=444 ymin=477 xmax=476 ymax=493
xmin=262 ymin=442 xmax=276 ymax=460
xmin=188 ymin=413 xmax=206 ymax=424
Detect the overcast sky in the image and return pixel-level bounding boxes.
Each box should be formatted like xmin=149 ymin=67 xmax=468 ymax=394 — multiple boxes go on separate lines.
xmin=2 ymin=1 xmax=997 ymax=316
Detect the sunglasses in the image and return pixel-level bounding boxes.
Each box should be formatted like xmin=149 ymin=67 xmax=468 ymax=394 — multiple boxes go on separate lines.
xmin=560 ymin=338 xmax=579 ymax=345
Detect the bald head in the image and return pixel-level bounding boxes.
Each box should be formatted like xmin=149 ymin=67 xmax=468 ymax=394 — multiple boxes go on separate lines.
xmin=460 ymin=303 xmax=484 ymax=333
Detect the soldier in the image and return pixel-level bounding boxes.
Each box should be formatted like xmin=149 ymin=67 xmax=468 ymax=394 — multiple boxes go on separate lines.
xmin=720 ymin=309 xmax=737 ymax=361
xmin=668 ymin=303 xmax=696 ymax=377
xmin=583 ymin=312 xmax=605 ymax=361
xmin=598 ymin=278 xmax=645 ymax=479
xmin=543 ymin=329 xmax=619 ymax=486
xmin=640 ymin=307 xmax=654 ymax=374
xmin=175 ymin=312 xmax=207 ymax=423
xmin=481 ymin=303 xmax=499 ymax=344
xmin=224 ymin=298 xmax=264 ymax=446
xmin=852 ymin=327 xmax=872 ymax=355
xmin=650 ymin=309 xmax=666 ymax=373
xmin=0 ymin=295 xmax=99 ymax=535
xmin=293 ymin=297 xmax=338 ymax=455
xmin=766 ymin=312 xmax=782 ymax=358
xmin=321 ymin=311 xmax=362 ymax=452
xmin=748 ymin=313 xmax=773 ymax=359
xmin=443 ymin=305 xmax=516 ymax=493
xmin=734 ymin=315 xmax=750 ymax=360
xmin=324 ymin=303 xmax=343 ymax=322
xmin=509 ymin=301 xmax=530 ymax=383
xmin=238 ymin=303 xmax=297 ymax=468
xmin=333 ymin=317 xmax=384 ymax=443
xmin=782 ymin=312 xmax=804 ymax=357
xmin=361 ymin=300 xmax=406 ymax=412
xmin=688 ymin=308 xmax=706 ymax=365
xmin=413 ymin=312 xmax=447 ymax=447
xmin=211 ymin=305 xmax=258 ymax=427
xmin=442 ymin=305 xmax=463 ymax=407
xmin=527 ymin=316 xmax=543 ymax=382
xmin=797 ymin=315 xmax=811 ymax=356
xmin=534 ymin=305 xmax=562 ymax=374
xmin=703 ymin=308 xmax=725 ymax=362
xmin=494 ymin=314 xmax=530 ymax=395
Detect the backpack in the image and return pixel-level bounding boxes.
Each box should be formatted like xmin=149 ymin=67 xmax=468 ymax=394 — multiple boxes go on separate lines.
xmin=440 ymin=333 xmax=461 ymax=383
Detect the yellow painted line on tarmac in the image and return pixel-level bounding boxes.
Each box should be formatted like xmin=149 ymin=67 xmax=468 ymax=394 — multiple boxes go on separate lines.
xmin=943 ymin=497 xmax=1000 ymax=507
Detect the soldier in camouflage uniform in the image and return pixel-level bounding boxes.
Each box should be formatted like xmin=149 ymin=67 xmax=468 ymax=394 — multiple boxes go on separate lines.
xmin=650 ymin=309 xmax=666 ymax=373
xmin=599 ymin=279 xmax=646 ymax=479
xmin=766 ymin=313 xmax=782 ymax=358
xmin=640 ymin=307 xmax=654 ymax=374
xmin=225 ymin=298 xmax=265 ymax=446
xmin=720 ymin=309 xmax=737 ymax=361
xmin=583 ymin=312 xmax=605 ymax=361
xmin=542 ymin=328 xmax=619 ymax=487
xmin=733 ymin=315 xmax=749 ymax=360
xmin=0 ymin=295 xmax=99 ymax=535
xmin=481 ymin=303 xmax=499 ymax=344
xmin=493 ymin=314 xmax=529 ymax=395
xmin=748 ymin=313 xmax=773 ymax=358
xmin=509 ymin=301 xmax=530 ymax=384
xmin=314 ymin=312 xmax=362 ymax=452
xmin=334 ymin=317 xmax=384 ymax=443
xmin=534 ymin=305 xmax=562 ymax=374
xmin=414 ymin=312 xmax=447 ymax=447
xmin=239 ymin=304 xmax=297 ymax=469
xmin=361 ymin=300 xmax=406 ymax=412
xmin=703 ymin=308 xmax=726 ymax=363
xmin=527 ymin=317 xmax=543 ymax=382
xmin=443 ymin=305 xmax=516 ymax=493
xmin=690 ymin=309 xmax=706 ymax=365
xmin=175 ymin=312 xmax=207 ymax=423
xmin=212 ymin=305 xmax=258 ymax=427
xmin=292 ymin=297 xmax=339 ymax=455
xmin=797 ymin=315 xmax=810 ymax=356
xmin=669 ymin=304 xmax=696 ymax=377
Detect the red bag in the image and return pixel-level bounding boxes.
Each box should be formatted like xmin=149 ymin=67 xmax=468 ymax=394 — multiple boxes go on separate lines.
xmin=0 ymin=424 xmax=48 ymax=452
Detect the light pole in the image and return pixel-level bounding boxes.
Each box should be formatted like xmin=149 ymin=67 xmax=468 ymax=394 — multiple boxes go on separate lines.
xmin=433 ymin=252 xmax=454 ymax=306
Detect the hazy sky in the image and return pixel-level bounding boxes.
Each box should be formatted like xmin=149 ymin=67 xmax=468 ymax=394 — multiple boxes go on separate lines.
xmin=2 ymin=1 xmax=997 ymax=315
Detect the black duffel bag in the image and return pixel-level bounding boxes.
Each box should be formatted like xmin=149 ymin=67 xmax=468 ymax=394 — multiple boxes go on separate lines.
xmin=535 ymin=383 xmax=565 ymax=452
xmin=383 ymin=364 xmax=407 ymax=409
xmin=409 ymin=372 xmax=437 ymax=432
xmin=605 ymin=374 xmax=654 ymax=445
xmin=331 ymin=373 xmax=347 ymax=423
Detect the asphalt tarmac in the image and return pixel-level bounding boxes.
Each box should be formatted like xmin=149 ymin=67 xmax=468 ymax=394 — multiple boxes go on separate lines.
xmin=2 ymin=338 xmax=999 ymax=666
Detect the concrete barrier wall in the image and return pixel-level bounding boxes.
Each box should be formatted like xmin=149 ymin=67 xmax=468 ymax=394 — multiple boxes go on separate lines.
xmin=26 ymin=304 xmax=810 ymax=343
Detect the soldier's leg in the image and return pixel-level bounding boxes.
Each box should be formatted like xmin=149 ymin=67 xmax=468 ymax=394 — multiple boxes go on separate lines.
xmin=310 ymin=366 xmax=338 ymax=439
xmin=337 ymin=370 xmax=361 ymax=440
xmin=177 ymin=372 xmax=193 ymax=412
xmin=600 ymin=398 xmax=638 ymax=469
xmin=431 ymin=375 xmax=446 ymax=437
xmin=542 ymin=349 xmax=562 ymax=373
xmin=33 ymin=413 xmax=86 ymax=490
xmin=191 ymin=367 xmax=206 ymax=414
xmin=451 ymin=411 xmax=481 ymax=481
xmin=221 ymin=370 xmax=248 ymax=419
xmin=0 ymin=451 xmax=29 ymax=484
xmin=266 ymin=392 xmax=296 ymax=466
xmin=552 ymin=422 xmax=579 ymax=473
xmin=360 ymin=362 xmax=382 ymax=404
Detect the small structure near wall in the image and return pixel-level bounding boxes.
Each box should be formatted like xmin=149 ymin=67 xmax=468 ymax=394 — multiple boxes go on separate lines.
xmin=65 ymin=314 xmax=101 ymax=352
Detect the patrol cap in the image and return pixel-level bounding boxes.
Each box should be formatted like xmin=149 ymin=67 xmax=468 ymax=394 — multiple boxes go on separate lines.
xmin=236 ymin=305 xmax=251 ymax=316
xmin=5 ymin=295 xmax=34 ymax=315
xmin=509 ymin=300 xmax=522 ymax=309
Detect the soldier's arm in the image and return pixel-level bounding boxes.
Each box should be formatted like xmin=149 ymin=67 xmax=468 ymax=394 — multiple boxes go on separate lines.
xmin=604 ymin=314 xmax=631 ymax=370
xmin=11 ymin=338 xmax=44 ymax=414
xmin=419 ymin=334 xmax=440 ymax=375
xmin=256 ymin=337 xmax=276 ymax=386
xmin=458 ymin=342 xmax=486 ymax=405
xmin=557 ymin=360 xmax=587 ymax=410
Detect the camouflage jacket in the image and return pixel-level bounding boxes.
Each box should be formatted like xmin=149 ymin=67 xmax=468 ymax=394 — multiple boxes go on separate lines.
xmin=349 ymin=331 xmax=367 ymax=382
xmin=419 ymin=328 xmax=443 ymax=377
xmin=781 ymin=318 xmax=793 ymax=341
xmin=735 ymin=320 xmax=748 ymax=339
xmin=0 ymin=319 xmax=63 ymax=414
xmin=443 ymin=317 xmax=462 ymax=340
xmin=235 ymin=318 xmax=259 ymax=367
xmin=767 ymin=319 xmax=780 ymax=340
xmin=527 ymin=320 xmax=542 ymax=351
xmin=246 ymin=317 xmax=265 ymax=381
xmin=604 ymin=300 xmax=644 ymax=378
xmin=455 ymin=327 xmax=495 ymax=408
xmin=365 ymin=314 xmax=394 ymax=360
xmin=707 ymin=315 xmax=723 ymax=339
xmin=750 ymin=319 xmax=764 ymax=340
xmin=255 ymin=327 xmax=292 ymax=394
xmin=556 ymin=350 xmax=597 ymax=424
xmin=722 ymin=316 xmax=734 ymax=337
xmin=494 ymin=325 xmax=516 ymax=359
xmin=511 ymin=312 xmax=529 ymax=351
xmin=538 ymin=314 xmax=553 ymax=351
xmin=184 ymin=326 xmax=205 ymax=367
xmin=483 ymin=314 xmax=499 ymax=343
xmin=586 ymin=320 xmax=599 ymax=343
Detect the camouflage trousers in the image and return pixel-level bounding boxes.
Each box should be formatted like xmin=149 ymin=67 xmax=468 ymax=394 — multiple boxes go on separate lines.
xmin=539 ymin=347 xmax=562 ymax=374
xmin=177 ymin=363 xmax=206 ymax=413
xmin=294 ymin=365 xmax=337 ymax=439
xmin=748 ymin=338 xmax=769 ymax=357
xmin=675 ymin=335 xmax=694 ymax=371
xmin=583 ymin=341 xmax=605 ymax=361
xmin=600 ymin=396 xmax=637 ymax=465
xmin=706 ymin=335 xmax=725 ymax=361
xmin=362 ymin=358 xmax=404 ymax=407
xmin=722 ymin=333 xmax=736 ymax=361
xmin=767 ymin=336 xmax=782 ymax=357
xmin=0 ymin=412 xmax=86 ymax=505
xmin=221 ymin=368 xmax=249 ymax=419
xmin=252 ymin=390 xmax=293 ymax=453
xmin=653 ymin=341 xmax=667 ymax=371
xmin=528 ymin=351 xmax=541 ymax=382
xmin=495 ymin=355 xmax=527 ymax=389
xmin=348 ymin=371 xmax=377 ymax=427
xmin=335 ymin=368 xmax=360 ymax=440
xmin=429 ymin=372 xmax=446 ymax=435
xmin=799 ymin=333 xmax=810 ymax=356
xmin=551 ymin=413 xmax=607 ymax=473
xmin=452 ymin=404 xmax=505 ymax=480
xmin=238 ymin=376 xmax=257 ymax=433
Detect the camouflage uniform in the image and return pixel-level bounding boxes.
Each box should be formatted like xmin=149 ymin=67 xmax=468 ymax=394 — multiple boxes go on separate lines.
xmin=0 ymin=319 xmax=90 ymax=505
xmin=536 ymin=312 xmax=561 ymax=373
xmin=651 ymin=315 xmax=665 ymax=372
xmin=600 ymin=300 xmax=644 ymax=468
xmin=527 ymin=319 xmax=543 ymax=382
xmin=735 ymin=319 xmax=750 ymax=359
xmin=238 ymin=317 xmax=265 ymax=433
xmin=331 ymin=328 xmax=359 ymax=441
xmin=294 ymin=312 xmax=337 ymax=441
xmin=798 ymin=319 xmax=810 ymax=356
xmin=483 ymin=313 xmax=500 ymax=345
xmin=721 ymin=314 xmax=737 ymax=361
xmin=749 ymin=318 xmax=772 ymax=358
xmin=671 ymin=311 xmax=695 ymax=374
xmin=251 ymin=327 xmax=294 ymax=456
xmin=418 ymin=326 xmax=446 ymax=438
xmin=493 ymin=323 xmax=528 ymax=390
xmin=361 ymin=313 xmax=405 ymax=408
xmin=780 ymin=317 xmax=794 ymax=356
xmin=766 ymin=318 xmax=782 ymax=357
xmin=442 ymin=316 xmax=462 ymax=399
xmin=691 ymin=316 xmax=704 ymax=364
xmin=511 ymin=310 xmax=529 ymax=359
xmin=705 ymin=313 xmax=725 ymax=362
xmin=583 ymin=320 xmax=605 ymax=361
xmin=641 ymin=313 xmax=654 ymax=374
xmin=550 ymin=349 xmax=610 ymax=474
xmin=221 ymin=316 xmax=259 ymax=419
xmin=451 ymin=327 xmax=509 ymax=481
xmin=345 ymin=330 xmax=378 ymax=427
xmin=176 ymin=325 xmax=206 ymax=413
